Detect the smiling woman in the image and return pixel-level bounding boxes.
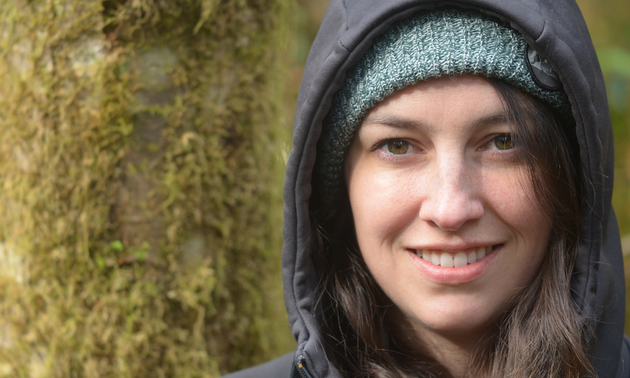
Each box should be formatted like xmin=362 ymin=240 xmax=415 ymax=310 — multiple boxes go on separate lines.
xmin=336 ymin=74 xmax=580 ymax=377
xmin=346 ymin=75 xmax=550 ymax=339
xmin=345 ymin=77 xmax=550 ymax=375
xmin=222 ymin=1 xmax=629 ymax=378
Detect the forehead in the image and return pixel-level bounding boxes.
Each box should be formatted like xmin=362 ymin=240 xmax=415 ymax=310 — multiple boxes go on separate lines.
xmin=361 ymin=75 xmax=505 ymax=133
xmin=371 ymin=75 xmax=498 ymax=108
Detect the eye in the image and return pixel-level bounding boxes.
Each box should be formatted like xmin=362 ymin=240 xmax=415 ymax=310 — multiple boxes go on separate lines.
xmin=383 ymin=140 xmax=409 ymax=154
xmin=492 ymin=134 xmax=513 ymax=150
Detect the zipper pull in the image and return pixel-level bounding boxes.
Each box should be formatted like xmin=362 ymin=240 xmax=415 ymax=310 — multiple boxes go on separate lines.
xmin=296 ymin=355 xmax=314 ymax=378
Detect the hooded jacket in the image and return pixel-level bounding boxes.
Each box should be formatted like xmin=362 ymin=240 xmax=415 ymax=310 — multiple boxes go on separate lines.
xmin=224 ymin=1 xmax=630 ymax=377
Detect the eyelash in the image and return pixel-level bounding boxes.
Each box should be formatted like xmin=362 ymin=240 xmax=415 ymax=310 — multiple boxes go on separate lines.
xmin=370 ymin=139 xmax=419 ymax=160
xmin=370 ymin=134 xmax=517 ymax=158
xmin=485 ymin=133 xmax=515 ymax=151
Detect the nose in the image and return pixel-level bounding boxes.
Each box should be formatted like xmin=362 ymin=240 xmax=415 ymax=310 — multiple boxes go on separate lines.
xmin=418 ymin=160 xmax=484 ymax=231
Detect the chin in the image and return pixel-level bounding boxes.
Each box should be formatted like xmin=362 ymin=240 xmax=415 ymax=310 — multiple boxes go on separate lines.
xmin=403 ymin=301 xmax=504 ymax=342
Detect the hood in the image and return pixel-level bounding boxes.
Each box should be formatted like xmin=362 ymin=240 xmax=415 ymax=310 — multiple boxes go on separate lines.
xmin=282 ymin=1 xmax=626 ymax=377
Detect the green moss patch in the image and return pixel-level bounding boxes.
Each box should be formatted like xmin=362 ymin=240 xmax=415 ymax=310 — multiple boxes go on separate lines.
xmin=0 ymin=1 xmax=293 ymax=376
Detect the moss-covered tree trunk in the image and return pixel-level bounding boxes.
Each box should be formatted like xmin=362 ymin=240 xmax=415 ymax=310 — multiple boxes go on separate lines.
xmin=0 ymin=0 xmax=292 ymax=376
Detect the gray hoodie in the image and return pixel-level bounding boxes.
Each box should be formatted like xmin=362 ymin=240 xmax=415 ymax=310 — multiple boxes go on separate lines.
xmin=225 ymin=0 xmax=630 ymax=377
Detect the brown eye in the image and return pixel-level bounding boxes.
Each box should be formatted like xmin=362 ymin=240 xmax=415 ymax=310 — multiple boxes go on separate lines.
xmin=494 ymin=134 xmax=513 ymax=150
xmin=387 ymin=140 xmax=409 ymax=154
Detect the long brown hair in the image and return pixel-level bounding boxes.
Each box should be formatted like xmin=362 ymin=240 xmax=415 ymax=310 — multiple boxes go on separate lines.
xmin=310 ymin=77 xmax=594 ymax=377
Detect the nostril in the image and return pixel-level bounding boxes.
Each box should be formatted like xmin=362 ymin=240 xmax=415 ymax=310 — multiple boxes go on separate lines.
xmin=420 ymin=203 xmax=484 ymax=231
xmin=419 ymin=186 xmax=484 ymax=231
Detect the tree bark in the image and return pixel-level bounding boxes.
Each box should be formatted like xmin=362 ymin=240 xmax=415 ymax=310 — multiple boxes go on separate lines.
xmin=0 ymin=0 xmax=292 ymax=376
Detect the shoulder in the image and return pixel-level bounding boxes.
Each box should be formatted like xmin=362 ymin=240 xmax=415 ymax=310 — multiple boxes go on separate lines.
xmin=221 ymin=352 xmax=295 ymax=378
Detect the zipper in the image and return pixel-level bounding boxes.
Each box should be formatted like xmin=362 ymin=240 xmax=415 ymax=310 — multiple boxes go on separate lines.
xmin=295 ymin=354 xmax=314 ymax=378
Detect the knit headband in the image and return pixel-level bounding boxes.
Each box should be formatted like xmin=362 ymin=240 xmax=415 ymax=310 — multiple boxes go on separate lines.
xmin=314 ymin=9 xmax=570 ymax=207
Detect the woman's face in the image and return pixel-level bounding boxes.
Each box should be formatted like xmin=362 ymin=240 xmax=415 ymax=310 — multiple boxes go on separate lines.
xmin=344 ymin=75 xmax=551 ymax=348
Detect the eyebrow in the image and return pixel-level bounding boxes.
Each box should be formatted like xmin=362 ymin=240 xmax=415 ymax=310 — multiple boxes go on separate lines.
xmin=361 ymin=112 xmax=509 ymax=132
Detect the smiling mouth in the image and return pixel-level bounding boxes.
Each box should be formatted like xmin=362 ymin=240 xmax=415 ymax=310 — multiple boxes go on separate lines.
xmin=414 ymin=246 xmax=494 ymax=268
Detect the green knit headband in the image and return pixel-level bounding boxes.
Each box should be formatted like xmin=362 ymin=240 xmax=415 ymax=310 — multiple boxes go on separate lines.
xmin=314 ymin=9 xmax=570 ymax=207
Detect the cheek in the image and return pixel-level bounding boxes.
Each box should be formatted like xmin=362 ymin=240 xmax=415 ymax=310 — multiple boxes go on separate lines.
xmin=481 ymin=168 xmax=546 ymax=227
xmin=347 ymin=166 xmax=419 ymax=244
xmin=482 ymin=169 xmax=551 ymax=271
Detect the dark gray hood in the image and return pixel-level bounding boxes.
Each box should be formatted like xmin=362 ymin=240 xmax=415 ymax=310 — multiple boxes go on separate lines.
xmin=282 ymin=1 xmax=627 ymax=376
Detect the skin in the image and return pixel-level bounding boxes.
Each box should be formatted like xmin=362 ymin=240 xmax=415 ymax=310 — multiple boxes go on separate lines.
xmin=344 ymin=75 xmax=551 ymax=377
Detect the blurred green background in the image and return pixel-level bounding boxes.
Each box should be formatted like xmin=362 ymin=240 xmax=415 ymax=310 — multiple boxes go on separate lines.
xmin=289 ymin=0 xmax=630 ymax=333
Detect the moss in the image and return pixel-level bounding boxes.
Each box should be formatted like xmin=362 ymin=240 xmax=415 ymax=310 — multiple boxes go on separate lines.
xmin=0 ymin=0 xmax=293 ymax=376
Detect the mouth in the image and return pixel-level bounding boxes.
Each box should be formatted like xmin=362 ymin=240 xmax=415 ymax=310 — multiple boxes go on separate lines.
xmin=413 ymin=246 xmax=495 ymax=268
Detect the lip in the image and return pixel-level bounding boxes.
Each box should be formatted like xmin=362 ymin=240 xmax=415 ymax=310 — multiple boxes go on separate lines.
xmin=408 ymin=244 xmax=501 ymax=285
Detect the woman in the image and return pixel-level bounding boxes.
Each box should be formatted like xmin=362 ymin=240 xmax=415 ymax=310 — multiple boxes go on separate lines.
xmin=225 ymin=1 xmax=629 ymax=377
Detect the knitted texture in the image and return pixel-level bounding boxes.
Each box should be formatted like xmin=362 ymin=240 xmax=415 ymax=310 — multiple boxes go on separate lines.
xmin=315 ymin=10 xmax=570 ymax=207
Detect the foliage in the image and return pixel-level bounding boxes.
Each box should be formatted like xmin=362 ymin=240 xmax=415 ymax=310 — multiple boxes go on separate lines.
xmin=0 ymin=0 xmax=293 ymax=376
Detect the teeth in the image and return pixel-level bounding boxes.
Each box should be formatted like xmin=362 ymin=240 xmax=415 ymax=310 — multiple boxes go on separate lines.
xmin=476 ymin=247 xmax=487 ymax=260
xmin=422 ymin=250 xmax=431 ymax=261
xmin=431 ymin=251 xmax=441 ymax=266
xmin=440 ymin=253 xmax=454 ymax=268
xmin=417 ymin=246 xmax=493 ymax=268
xmin=454 ymin=252 xmax=467 ymax=267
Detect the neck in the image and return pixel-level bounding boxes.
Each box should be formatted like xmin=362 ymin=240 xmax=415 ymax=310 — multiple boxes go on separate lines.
xmin=391 ymin=310 xmax=496 ymax=378
xmin=419 ymin=332 xmax=478 ymax=378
